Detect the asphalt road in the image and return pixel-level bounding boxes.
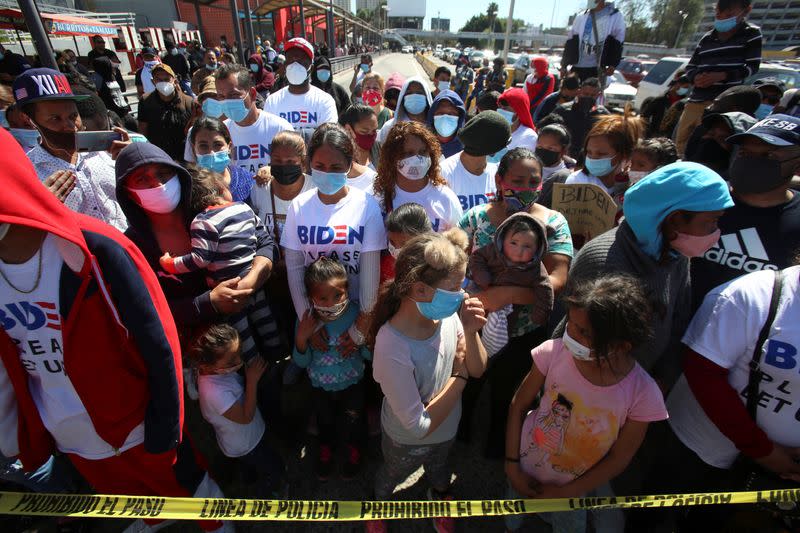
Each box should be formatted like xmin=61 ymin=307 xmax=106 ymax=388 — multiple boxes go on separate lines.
xmin=332 ymin=52 xmax=437 ymax=97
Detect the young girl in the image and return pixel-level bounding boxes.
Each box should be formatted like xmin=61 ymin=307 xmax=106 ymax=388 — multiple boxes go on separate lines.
xmin=565 ymin=111 xmax=646 ymax=214
xmin=338 ymin=104 xmax=379 ymax=184
xmin=373 ymin=120 xmax=462 ymax=233
xmin=381 ymin=202 xmax=433 ymax=283
xmin=628 ymin=137 xmax=678 ymax=185
xmin=505 ymin=275 xmax=668 ymax=532
xmin=294 ymin=257 xmax=371 ymax=480
xmin=535 ymin=124 xmax=575 ymax=181
xmin=369 ymin=230 xmax=488 ymax=533
xmin=192 ymin=323 xmax=286 ymax=498
xmin=159 ymin=169 xmax=279 ymax=362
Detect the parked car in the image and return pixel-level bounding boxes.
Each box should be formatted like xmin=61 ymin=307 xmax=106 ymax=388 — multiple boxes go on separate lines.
xmin=510 ymin=53 xmax=531 ymax=84
xmin=745 ymin=63 xmax=800 ymax=89
xmin=469 ymin=50 xmax=485 ymax=68
xmin=401 ymin=45 xmax=413 ymax=54
xmin=618 ymin=58 xmax=647 ymax=86
xmin=605 ymin=70 xmax=638 ymax=109
xmin=633 ymin=56 xmax=690 ymax=110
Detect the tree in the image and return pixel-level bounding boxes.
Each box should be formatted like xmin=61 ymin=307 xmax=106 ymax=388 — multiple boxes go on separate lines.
xmin=487 ymin=2 xmax=499 ymax=48
xmin=615 ymin=0 xmax=703 ymax=47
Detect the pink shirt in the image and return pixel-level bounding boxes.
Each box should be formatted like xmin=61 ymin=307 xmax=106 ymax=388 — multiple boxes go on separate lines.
xmin=520 ymin=339 xmax=668 ymax=486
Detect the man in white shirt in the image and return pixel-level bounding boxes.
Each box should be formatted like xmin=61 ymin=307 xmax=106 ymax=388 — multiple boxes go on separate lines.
xmin=208 ymin=64 xmax=294 ymax=174
xmin=262 ymin=38 xmax=337 ymax=131
xmin=13 ymin=68 xmax=129 ymax=232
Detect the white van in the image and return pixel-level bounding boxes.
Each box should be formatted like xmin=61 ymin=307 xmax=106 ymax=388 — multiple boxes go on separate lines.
xmin=633 ymin=56 xmax=689 ymax=110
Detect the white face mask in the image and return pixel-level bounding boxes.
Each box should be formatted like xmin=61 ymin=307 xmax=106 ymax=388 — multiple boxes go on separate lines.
xmin=128 ymin=175 xmax=181 ymax=214
xmin=563 ymin=328 xmax=593 ymax=361
xmin=313 ymin=299 xmax=349 ymax=320
xmin=396 ymin=154 xmax=432 ymax=181
xmin=285 ymin=62 xmax=309 ymax=85
xmin=0 ymin=223 xmax=10 ymax=241
xmin=388 ymin=242 xmax=399 ymax=258
xmin=627 ymin=170 xmax=650 ymax=185
xmin=155 ymin=81 xmax=175 ymax=97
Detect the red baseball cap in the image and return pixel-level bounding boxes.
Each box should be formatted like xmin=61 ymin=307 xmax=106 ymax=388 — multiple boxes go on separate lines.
xmin=285 ymin=37 xmax=314 ymax=61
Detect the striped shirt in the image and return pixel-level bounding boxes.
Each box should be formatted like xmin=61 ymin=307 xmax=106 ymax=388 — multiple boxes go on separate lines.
xmin=685 ymin=22 xmax=762 ymax=102
xmin=171 ymin=202 xmax=271 ymax=284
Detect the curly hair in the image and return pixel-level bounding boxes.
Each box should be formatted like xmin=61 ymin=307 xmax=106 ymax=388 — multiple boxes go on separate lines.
xmin=562 ymin=274 xmax=653 ymax=365
xmin=374 ymin=121 xmax=445 ymax=211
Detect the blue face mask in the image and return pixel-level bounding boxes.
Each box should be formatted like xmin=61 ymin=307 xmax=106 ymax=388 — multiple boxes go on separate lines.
xmin=10 ymin=127 xmax=40 ymax=148
xmin=360 ymin=63 xmax=370 ymax=72
xmin=497 ymin=108 xmax=516 ymax=124
xmin=584 ymin=156 xmax=616 ymax=177
xmin=316 ymin=68 xmax=331 ymax=83
xmin=403 ymin=93 xmax=428 ymax=115
xmin=312 ymin=168 xmax=348 ymax=195
xmin=203 ymin=98 xmax=249 ymax=122
xmin=488 ymin=146 xmax=509 ymax=164
xmin=433 ymin=114 xmax=459 ymax=138
xmin=0 ymin=109 xmax=7 ymax=128
xmin=676 ymin=87 xmax=689 ymax=96
xmin=249 ymin=63 xmax=259 ymax=73
xmin=714 ymin=15 xmax=739 ymax=33
xmin=416 ymin=287 xmax=464 ymax=320
xmin=755 ymin=103 xmax=774 ymax=120
xmin=197 ymin=150 xmax=231 ymax=173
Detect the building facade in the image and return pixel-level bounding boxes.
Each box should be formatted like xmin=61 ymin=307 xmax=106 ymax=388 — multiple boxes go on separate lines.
xmin=356 ymin=0 xmax=382 ymax=11
xmin=691 ymin=0 xmax=800 ymax=49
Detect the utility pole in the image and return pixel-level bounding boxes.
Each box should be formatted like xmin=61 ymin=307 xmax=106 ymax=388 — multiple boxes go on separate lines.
xmin=674 ymin=10 xmax=689 ymax=49
xmin=501 ymin=0 xmax=515 ymax=63
xmin=17 ymin=0 xmax=57 ymax=69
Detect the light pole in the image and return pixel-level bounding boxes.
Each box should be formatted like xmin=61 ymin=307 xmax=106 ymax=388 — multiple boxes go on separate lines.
xmin=502 ymin=0 xmax=515 ymax=63
xmin=674 ymin=10 xmax=689 ymax=49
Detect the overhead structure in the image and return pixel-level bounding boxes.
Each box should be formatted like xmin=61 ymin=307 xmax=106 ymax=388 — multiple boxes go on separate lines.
xmin=0 ymin=8 xmax=118 ymax=35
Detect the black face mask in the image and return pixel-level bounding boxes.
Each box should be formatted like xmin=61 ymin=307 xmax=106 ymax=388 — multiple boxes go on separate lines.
xmin=689 ymin=139 xmax=732 ymax=175
xmin=35 ymin=123 xmax=76 ymax=153
xmin=271 ymin=164 xmax=303 ymax=186
xmin=535 ymin=147 xmax=561 ymax=167
xmin=728 ymin=155 xmax=800 ymax=194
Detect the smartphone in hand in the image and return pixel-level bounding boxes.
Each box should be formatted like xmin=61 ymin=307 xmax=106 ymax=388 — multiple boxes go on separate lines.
xmin=75 ymin=131 xmax=123 ymax=152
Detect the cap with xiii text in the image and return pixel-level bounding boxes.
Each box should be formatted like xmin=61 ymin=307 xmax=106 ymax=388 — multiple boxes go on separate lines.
xmin=284 ymin=38 xmax=314 ymax=61
xmin=12 ymin=68 xmax=89 ymax=106
xmin=727 ymin=114 xmax=800 ymax=147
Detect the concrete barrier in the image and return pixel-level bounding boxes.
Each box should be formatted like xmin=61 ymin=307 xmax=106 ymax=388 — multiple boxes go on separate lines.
xmin=415 ymin=52 xmax=437 ymax=80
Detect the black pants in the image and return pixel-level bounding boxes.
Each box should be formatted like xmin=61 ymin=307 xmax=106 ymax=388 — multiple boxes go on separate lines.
xmin=460 ymin=328 xmax=548 ymax=457
xmin=313 ymin=381 xmax=365 ymax=450
xmin=572 ymin=66 xmax=600 ymax=81
xmin=239 ymin=436 xmax=286 ymax=498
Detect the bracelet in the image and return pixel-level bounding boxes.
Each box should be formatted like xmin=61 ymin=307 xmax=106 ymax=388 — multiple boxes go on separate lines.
xmin=451 ymin=373 xmax=468 ymax=382
xmin=505 ymin=457 xmax=520 ymax=463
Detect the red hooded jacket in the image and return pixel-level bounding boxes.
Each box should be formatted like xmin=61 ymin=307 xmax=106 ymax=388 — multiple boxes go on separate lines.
xmin=525 ymin=56 xmax=555 ymax=112
xmin=499 ymin=87 xmax=536 ymax=130
xmin=0 ymin=130 xmax=183 ymax=470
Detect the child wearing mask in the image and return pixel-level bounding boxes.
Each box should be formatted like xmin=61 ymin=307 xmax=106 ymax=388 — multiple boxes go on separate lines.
xmin=294 ymin=257 xmax=371 ymax=480
xmin=368 ymin=230 xmax=488 ymax=533
xmin=469 ymin=212 xmax=553 ymax=357
xmin=159 ymin=169 xmax=279 ymax=362
xmin=338 ymin=104 xmax=379 ymax=182
xmin=628 ymin=137 xmax=679 ymax=185
xmin=381 ymin=202 xmax=433 ymax=283
xmin=505 ymin=275 xmax=667 ymax=533
xmin=192 ymin=323 xmax=286 ymax=498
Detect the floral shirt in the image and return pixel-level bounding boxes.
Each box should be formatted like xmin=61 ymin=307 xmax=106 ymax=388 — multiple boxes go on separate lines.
xmin=460 ymin=204 xmax=573 ymax=338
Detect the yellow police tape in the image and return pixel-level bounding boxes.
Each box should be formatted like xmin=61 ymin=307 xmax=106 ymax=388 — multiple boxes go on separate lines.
xmin=0 ymin=489 xmax=797 ymax=521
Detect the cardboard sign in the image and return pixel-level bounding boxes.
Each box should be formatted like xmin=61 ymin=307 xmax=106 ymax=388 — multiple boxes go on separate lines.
xmin=551 ymin=183 xmax=617 ymax=239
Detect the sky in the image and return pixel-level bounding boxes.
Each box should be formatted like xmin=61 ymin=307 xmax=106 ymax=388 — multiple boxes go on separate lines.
xmin=352 ymin=0 xmax=591 ymax=32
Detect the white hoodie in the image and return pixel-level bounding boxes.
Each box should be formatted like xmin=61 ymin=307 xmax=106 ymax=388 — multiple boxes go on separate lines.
xmin=377 ymin=76 xmax=433 ymax=143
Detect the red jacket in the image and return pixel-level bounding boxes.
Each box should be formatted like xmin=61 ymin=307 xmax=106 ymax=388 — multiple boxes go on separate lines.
xmin=525 ymin=56 xmax=555 ymax=112
xmin=0 ymin=129 xmax=183 ymax=470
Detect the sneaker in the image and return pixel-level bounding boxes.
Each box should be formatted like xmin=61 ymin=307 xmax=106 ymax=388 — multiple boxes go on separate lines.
xmin=426 ymin=488 xmax=455 ymax=533
xmin=316 ymin=444 xmax=334 ymax=481
xmin=364 ymin=519 xmax=388 ymax=533
xmin=341 ymin=444 xmax=362 ymax=479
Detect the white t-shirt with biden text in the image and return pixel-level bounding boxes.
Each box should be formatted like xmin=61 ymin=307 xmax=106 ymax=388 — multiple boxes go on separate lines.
xmin=668 ymin=266 xmax=800 ymax=468
xmin=226 ymin=110 xmax=294 ymax=175
xmin=263 ymin=85 xmax=338 ymax=129
xmin=282 ymin=187 xmax=386 ymax=300
xmin=375 ymin=183 xmax=463 ymax=234
xmin=440 ymin=152 xmax=498 ymax=212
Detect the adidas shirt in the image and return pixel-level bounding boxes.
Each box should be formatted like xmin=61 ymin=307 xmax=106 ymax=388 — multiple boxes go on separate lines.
xmin=690 ymin=192 xmax=800 ymax=309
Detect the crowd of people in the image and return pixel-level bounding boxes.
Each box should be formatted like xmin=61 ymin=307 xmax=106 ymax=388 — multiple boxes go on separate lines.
xmin=0 ymin=0 xmax=799 ymax=531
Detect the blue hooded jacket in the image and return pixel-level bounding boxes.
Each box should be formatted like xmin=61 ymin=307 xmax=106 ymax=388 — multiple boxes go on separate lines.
xmin=427 ymin=89 xmax=467 ymax=158
xmin=624 ymin=162 xmax=734 ymax=260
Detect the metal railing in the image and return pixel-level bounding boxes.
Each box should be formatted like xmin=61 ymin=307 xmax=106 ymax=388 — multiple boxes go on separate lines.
xmin=328 ymin=48 xmax=389 ymax=75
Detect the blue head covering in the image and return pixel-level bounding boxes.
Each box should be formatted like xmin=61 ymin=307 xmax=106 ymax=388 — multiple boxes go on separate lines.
xmin=427 ymin=89 xmax=466 ymax=158
xmin=623 ymin=162 xmax=734 ymax=259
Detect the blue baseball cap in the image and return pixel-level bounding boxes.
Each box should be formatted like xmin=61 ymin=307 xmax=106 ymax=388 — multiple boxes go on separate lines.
xmin=727 ymin=114 xmax=800 ymax=147
xmin=12 ymin=68 xmax=89 ymax=107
